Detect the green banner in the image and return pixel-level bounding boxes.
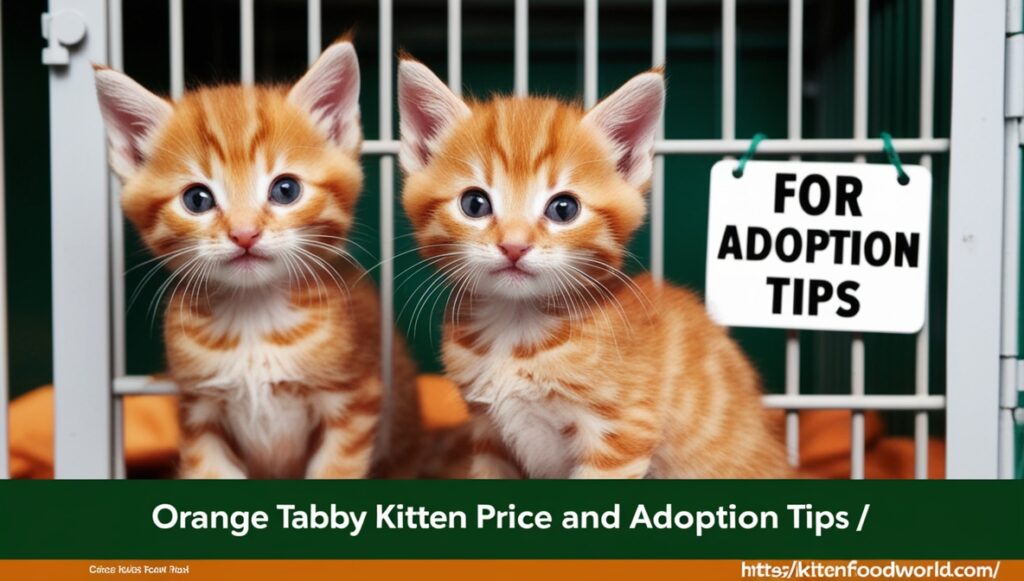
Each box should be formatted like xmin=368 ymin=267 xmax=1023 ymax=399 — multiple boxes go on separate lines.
xmin=0 ymin=481 xmax=1020 ymax=559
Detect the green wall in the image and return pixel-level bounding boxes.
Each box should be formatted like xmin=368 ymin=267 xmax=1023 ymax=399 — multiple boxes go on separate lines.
xmin=4 ymin=0 xmax=953 ymax=441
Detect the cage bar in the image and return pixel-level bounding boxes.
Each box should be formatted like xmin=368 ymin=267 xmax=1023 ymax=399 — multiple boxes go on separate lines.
xmin=946 ymin=0 xmax=1005 ymax=478
xmin=241 ymin=0 xmax=255 ymax=85
xmin=655 ymin=137 xmax=948 ymax=155
xmin=914 ymin=0 xmax=936 ymax=481
xmin=1001 ymin=118 xmax=1022 ymax=479
xmin=307 ymin=0 xmax=319 ymax=66
xmin=114 ymin=376 xmax=177 ymax=396
xmin=999 ymin=0 xmax=1024 ymax=479
xmin=651 ymin=0 xmax=666 ymax=281
xmin=108 ymin=0 xmax=122 ymax=72
xmin=1000 ymin=406 xmax=1017 ymax=478
xmin=721 ymin=0 xmax=736 ymax=141
xmin=378 ymin=0 xmax=396 ymax=452
xmin=853 ymin=0 xmax=869 ymax=145
xmin=30 ymin=0 xmax=969 ymax=481
xmin=787 ymin=0 xmax=802 ymax=144
xmin=763 ymin=394 xmax=945 ymax=411
xmin=109 ymin=0 xmax=128 ymax=480
xmin=108 ymin=0 xmax=124 ymax=367
xmin=50 ymin=0 xmax=113 ymax=478
xmin=584 ymin=0 xmax=598 ymax=109
xmin=913 ymin=275 xmax=931 ymax=477
xmin=783 ymin=0 xmax=803 ymax=469
xmin=362 ymin=137 xmax=948 ymax=156
xmin=784 ymin=332 xmax=800 ymax=466
xmin=308 ymin=0 xmax=321 ymax=66
xmin=112 ymin=373 xmax=948 ymax=412
xmin=170 ymin=0 xmax=184 ymax=99
xmin=850 ymin=337 xmax=866 ymax=478
xmin=918 ymin=3 xmax=936 ymax=192
xmin=448 ymin=0 xmax=462 ymax=95
xmin=847 ymin=0 xmax=870 ymax=481
xmin=362 ymin=137 xmax=949 ymax=157
xmin=515 ymin=0 xmax=528 ymax=96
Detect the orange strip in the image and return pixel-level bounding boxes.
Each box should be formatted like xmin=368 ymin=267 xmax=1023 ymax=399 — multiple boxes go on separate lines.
xmin=0 ymin=560 xmax=1019 ymax=581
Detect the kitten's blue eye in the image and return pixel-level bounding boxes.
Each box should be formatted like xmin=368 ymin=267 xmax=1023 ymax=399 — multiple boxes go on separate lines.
xmin=544 ymin=193 xmax=580 ymax=223
xmin=181 ymin=185 xmax=216 ymax=214
xmin=270 ymin=176 xmax=302 ymax=205
xmin=459 ymin=189 xmax=492 ymax=218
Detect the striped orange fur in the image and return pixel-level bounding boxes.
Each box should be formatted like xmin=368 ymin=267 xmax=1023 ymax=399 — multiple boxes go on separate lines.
xmin=397 ymin=60 xmax=790 ymax=478
xmin=95 ymin=41 xmax=423 ymax=479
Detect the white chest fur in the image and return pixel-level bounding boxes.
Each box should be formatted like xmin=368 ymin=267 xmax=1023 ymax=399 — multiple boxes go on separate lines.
xmin=457 ymin=303 xmax=557 ymax=404
xmin=492 ymin=394 xmax=576 ymax=478
xmin=186 ymin=289 xmax=327 ymax=474
xmin=224 ymin=390 xmax=314 ymax=475
xmin=197 ymin=289 xmax=310 ymax=393
xmin=456 ymin=304 xmax=584 ymax=478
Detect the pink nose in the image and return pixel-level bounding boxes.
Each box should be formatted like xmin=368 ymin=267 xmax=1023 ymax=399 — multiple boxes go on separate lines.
xmin=499 ymin=243 xmax=532 ymax=264
xmin=230 ymin=229 xmax=262 ymax=250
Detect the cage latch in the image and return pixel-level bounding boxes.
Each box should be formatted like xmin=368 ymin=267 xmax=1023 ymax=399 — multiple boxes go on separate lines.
xmin=41 ymin=11 xmax=87 ymax=67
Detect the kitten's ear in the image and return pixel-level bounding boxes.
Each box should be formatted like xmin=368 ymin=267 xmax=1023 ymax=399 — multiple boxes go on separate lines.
xmin=289 ymin=40 xmax=362 ymax=154
xmin=93 ymin=66 xmax=173 ymax=179
xmin=397 ymin=59 xmax=470 ymax=173
xmin=582 ymin=71 xmax=665 ymax=189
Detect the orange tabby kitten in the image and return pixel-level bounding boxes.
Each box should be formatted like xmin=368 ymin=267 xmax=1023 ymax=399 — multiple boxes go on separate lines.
xmin=94 ymin=40 xmax=422 ymax=479
xmin=397 ymin=61 xmax=790 ymax=479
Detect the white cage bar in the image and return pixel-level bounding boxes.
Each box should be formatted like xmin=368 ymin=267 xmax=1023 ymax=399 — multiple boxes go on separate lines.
xmin=721 ymin=0 xmax=735 ymax=142
xmin=515 ymin=0 xmax=528 ymax=97
xmin=651 ymin=0 xmax=666 ymax=281
xmin=49 ymin=0 xmax=113 ymax=478
xmin=308 ymin=0 xmax=321 ymax=67
xmin=946 ymin=0 xmax=1008 ymax=479
xmin=584 ymin=0 xmax=597 ymax=109
xmin=21 ymin=0 xmax=1016 ymax=480
xmin=109 ymin=0 xmax=127 ymax=480
xmin=915 ymin=0 xmax=936 ymax=481
xmin=365 ymin=136 xmax=949 ymax=156
xmin=241 ymin=0 xmax=255 ymax=86
xmin=848 ymin=0 xmax=870 ymax=481
xmin=170 ymin=0 xmax=184 ymax=99
xmin=1000 ymin=0 xmax=1023 ymax=479
xmin=784 ymin=0 xmax=802 ymax=470
xmin=448 ymin=0 xmax=462 ymax=96
xmin=378 ymin=0 xmax=396 ymax=453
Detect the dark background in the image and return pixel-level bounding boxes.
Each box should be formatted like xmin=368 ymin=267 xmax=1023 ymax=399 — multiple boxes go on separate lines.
xmin=3 ymin=0 xmax=952 ymax=436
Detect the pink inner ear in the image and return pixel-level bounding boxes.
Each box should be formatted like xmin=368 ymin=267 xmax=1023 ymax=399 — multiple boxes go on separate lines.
xmin=605 ymin=93 xmax=662 ymax=177
xmin=399 ymin=83 xmax=448 ymax=165
xmin=289 ymin=44 xmax=361 ymax=148
xmin=106 ymin=102 xmax=159 ymax=168
xmin=312 ymin=75 xmax=358 ymax=142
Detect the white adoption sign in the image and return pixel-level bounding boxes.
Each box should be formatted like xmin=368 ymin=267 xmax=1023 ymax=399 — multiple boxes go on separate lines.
xmin=704 ymin=160 xmax=931 ymax=334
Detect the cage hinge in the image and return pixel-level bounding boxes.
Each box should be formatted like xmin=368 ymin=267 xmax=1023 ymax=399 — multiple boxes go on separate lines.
xmin=41 ymin=10 xmax=87 ymax=66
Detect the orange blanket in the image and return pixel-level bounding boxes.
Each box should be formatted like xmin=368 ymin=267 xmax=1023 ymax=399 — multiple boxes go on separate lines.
xmin=8 ymin=378 xmax=944 ymax=479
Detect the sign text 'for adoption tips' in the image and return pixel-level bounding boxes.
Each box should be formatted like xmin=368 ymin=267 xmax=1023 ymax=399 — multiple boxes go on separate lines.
xmin=705 ymin=160 xmax=931 ymax=334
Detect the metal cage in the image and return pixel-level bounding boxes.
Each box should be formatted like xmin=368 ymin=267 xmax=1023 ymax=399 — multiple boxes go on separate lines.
xmin=1 ymin=0 xmax=1019 ymax=479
